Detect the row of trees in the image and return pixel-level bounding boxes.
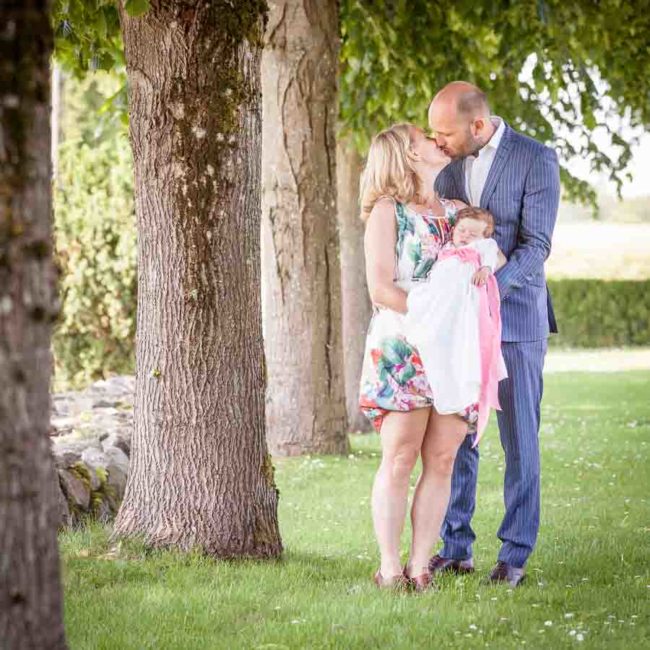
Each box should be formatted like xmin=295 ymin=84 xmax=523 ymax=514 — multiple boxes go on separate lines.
xmin=2 ymin=1 xmax=649 ymax=646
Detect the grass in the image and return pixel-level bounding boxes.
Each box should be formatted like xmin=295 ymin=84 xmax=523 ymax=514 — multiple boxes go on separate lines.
xmin=60 ymin=371 xmax=650 ymax=649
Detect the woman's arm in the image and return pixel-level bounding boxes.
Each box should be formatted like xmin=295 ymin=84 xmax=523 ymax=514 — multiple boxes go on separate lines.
xmin=364 ymin=199 xmax=408 ymax=314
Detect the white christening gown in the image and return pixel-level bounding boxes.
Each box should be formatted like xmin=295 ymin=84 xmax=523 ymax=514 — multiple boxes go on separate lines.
xmin=404 ymin=237 xmax=507 ymax=417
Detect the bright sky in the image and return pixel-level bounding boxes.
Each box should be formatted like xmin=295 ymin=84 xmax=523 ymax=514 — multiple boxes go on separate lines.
xmin=567 ymin=129 xmax=650 ymax=200
xmin=519 ymin=56 xmax=649 ymax=201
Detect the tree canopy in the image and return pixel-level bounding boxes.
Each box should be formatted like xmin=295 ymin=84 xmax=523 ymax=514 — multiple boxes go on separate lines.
xmin=340 ymin=0 xmax=650 ymax=206
xmin=51 ymin=0 xmax=650 ymax=207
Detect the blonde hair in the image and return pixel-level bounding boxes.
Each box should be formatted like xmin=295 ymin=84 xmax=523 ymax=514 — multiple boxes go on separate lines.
xmin=359 ymin=123 xmax=419 ymax=222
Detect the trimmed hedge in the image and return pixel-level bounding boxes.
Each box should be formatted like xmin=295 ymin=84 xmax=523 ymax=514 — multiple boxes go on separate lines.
xmin=548 ymin=279 xmax=650 ymax=347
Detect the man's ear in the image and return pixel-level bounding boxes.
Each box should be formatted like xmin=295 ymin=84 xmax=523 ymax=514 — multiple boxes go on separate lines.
xmin=470 ymin=117 xmax=485 ymax=138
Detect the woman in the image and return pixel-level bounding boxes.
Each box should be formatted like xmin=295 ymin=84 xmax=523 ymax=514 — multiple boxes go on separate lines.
xmin=358 ymin=123 xmax=478 ymax=592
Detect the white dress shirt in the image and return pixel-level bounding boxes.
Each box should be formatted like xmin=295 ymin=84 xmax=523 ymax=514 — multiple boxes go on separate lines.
xmin=464 ymin=117 xmax=505 ymax=206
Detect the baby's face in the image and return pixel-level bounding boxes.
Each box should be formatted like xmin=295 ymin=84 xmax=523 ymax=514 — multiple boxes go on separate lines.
xmin=453 ymin=218 xmax=487 ymax=246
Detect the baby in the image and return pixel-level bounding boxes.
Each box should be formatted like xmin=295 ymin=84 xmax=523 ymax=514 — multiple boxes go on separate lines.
xmin=405 ymin=207 xmax=508 ymax=445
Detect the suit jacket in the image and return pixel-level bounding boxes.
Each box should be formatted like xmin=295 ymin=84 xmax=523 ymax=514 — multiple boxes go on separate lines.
xmin=435 ymin=123 xmax=560 ymax=342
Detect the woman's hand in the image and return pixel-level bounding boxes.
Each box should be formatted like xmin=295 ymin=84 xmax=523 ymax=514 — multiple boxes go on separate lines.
xmin=471 ymin=266 xmax=491 ymax=286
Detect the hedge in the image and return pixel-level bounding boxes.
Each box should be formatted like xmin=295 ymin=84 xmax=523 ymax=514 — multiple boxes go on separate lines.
xmin=547 ymin=279 xmax=650 ymax=347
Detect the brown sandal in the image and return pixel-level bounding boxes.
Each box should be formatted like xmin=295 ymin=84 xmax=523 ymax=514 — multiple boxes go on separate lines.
xmin=408 ymin=571 xmax=437 ymax=593
xmin=373 ymin=569 xmax=410 ymax=591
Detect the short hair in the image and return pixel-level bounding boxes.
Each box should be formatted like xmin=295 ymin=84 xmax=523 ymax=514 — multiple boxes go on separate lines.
xmin=456 ymin=87 xmax=490 ymax=117
xmin=455 ymin=206 xmax=495 ymax=237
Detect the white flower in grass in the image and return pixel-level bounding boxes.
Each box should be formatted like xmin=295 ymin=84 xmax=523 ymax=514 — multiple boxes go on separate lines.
xmin=564 ymin=613 xmax=575 ymax=619
xmin=469 ymin=624 xmax=477 ymax=630
xmin=576 ymin=633 xmax=585 ymax=641
xmin=544 ymin=620 xmax=553 ymax=627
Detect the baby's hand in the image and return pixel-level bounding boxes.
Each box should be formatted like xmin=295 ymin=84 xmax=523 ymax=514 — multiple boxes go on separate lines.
xmin=472 ymin=266 xmax=491 ymax=287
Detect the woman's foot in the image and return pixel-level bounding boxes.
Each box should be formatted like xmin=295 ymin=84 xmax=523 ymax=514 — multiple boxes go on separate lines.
xmin=409 ymin=570 xmax=436 ymax=593
xmin=373 ymin=569 xmax=410 ymax=591
xmin=405 ymin=564 xmax=437 ymax=593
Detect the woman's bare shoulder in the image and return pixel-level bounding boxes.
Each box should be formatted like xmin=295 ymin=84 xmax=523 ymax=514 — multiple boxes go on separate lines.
xmin=368 ymin=197 xmax=397 ymax=223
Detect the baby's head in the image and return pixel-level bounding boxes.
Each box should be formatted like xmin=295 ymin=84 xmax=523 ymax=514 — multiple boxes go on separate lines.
xmin=452 ymin=207 xmax=495 ymax=246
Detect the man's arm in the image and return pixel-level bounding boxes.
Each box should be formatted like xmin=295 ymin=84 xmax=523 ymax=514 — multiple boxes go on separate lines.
xmin=495 ymin=146 xmax=560 ymax=299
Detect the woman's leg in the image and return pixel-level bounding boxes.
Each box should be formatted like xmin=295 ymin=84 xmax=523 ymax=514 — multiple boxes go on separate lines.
xmin=407 ymin=410 xmax=468 ymax=577
xmin=371 ymin=408 xmax=431 ymax=578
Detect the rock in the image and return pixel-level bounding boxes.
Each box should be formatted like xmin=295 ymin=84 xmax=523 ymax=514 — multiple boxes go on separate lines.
xmin=52 ymin=447 xmax=82 ymax=469
xmin=92 ymin=496 xmax=114 ymax=522
xmin=58 ymin=468 xmax=91 ymax=511
xmin=49 ymin=469 xmax=71 ymax=528
xmin=93 ymin=399 xmax=120 ymax=409
xmin=104 ymin=446 xmax=129 ymax=500
xmin=47 ymin=374 xmax=135 ymax=527
xmin=100 ymin=431 xmax=131 ymax=456
xmin=80 ymin=448 xmax=108 ymax=490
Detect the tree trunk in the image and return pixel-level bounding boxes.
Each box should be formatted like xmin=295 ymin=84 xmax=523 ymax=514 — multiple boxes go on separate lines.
xmin=0 ymin=4 xmax=68 ymax=649
xmin=261 ymin=0 xmax=349 ymax=456
xmin=336 ymin=138 xmax=372 ymax=432
xmin=113 ymin=0 xmax=282 ymax=558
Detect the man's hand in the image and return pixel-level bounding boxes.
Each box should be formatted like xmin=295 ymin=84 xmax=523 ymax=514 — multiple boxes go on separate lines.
xmin=472 ymin=266 xmax=491 ymax=286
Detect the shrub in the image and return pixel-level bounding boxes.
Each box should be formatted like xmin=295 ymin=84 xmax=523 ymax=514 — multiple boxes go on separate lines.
xmin=53 ymin=119 xmax=136 ymax=389
xmin=548 ymin=279 xmax=650 ymax=347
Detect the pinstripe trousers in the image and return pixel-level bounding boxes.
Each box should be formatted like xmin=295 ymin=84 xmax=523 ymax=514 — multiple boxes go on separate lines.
xmin=440 ymin=338 xmax=547 ymax=568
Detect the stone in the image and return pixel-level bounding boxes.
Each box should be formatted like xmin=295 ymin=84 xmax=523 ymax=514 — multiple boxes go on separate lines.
xmin=92 ymin=496 xmax=114 ymax=522
xmin=104 ymin=446 xmax=129 ymax=500
xmin=100 ymin=431 xmax=131 ymax=456
xmin=58 ymin=468 xmax=91 ymax=511
xmin=52 ymin=447 xmax=82 ymax=470
xmin=48 ymin=468 xmax=71 ymax=528
xmin=80 ymin=448 xmax=108 ymax=490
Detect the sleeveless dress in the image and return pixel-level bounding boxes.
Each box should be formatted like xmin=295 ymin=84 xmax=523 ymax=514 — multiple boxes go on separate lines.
xmin=358 ymin=199 xmax=480 ymax=433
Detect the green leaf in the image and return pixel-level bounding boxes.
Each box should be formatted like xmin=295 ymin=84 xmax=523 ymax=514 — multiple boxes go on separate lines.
xmin=123 ymin=0 xmax=150 ymax=17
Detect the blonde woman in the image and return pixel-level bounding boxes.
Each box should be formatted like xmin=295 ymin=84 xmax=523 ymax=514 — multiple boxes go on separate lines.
xmin=358 ymin=123 xmax=479 ymax=591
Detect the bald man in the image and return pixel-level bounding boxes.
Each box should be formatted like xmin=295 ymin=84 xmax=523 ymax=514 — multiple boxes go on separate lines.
xmin=428 ymin=81 xmax=560 ymax=587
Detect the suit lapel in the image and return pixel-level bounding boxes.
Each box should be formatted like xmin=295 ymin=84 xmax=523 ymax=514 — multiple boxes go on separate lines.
xmin=451 ymin=159 xmax=468 ymax=203
xmin=480 ymin=124 xmax=514 ymax=209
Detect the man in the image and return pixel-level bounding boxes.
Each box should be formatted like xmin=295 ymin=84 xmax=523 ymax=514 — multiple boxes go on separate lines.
xmin=428 ymin=81 xmax=560 ymax=587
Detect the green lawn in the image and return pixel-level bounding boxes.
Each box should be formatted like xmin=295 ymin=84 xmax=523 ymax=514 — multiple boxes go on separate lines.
xmin=60 ymin=371 xmax=650 ymax=649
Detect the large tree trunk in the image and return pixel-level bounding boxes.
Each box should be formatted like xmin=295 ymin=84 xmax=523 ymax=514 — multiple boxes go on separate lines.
xmin=0 ymin=4 xmax=68 ymax=649
xmin=336 ymin=138 xmax=372 ymax=432
xmin=261 ymin=0 xmax=349 ymax=456
xmin=113 ymin=1 xmax=282 ymax=558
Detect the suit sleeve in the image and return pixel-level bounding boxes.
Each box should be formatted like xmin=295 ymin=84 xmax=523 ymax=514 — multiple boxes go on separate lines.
xmin=494 ymin=146 xmax=560 ymax=299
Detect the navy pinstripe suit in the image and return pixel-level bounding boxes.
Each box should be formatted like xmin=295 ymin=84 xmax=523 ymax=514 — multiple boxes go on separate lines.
xmin=435 ymin=122 xmax=560 ymax=568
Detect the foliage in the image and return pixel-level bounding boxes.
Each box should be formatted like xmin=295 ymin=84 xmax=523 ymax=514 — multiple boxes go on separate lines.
xmin=53 ymin=72 xmax=137 ymax=389
xmin=52 ymin=0 xmax=124 ymax=74
xmin=51 ymin=1 xmax=650 ymax=209
xmin=340 ymin=0 xmax=650 ymax=207
xmin=548 ymin=279 xmax=650 ymax=347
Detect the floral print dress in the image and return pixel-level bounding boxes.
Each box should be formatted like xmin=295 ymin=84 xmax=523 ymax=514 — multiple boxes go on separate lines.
xmin=358 ymin=200 xmax=480 ymax=433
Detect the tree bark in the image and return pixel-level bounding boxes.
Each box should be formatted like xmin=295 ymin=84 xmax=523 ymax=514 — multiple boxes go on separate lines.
xmin=0 ymin=4 xmax=68 ymax=649
xmin=261 ymin=0 xmax=349 ymax=456
xmin=112 ymin=0 xmax=282 ymax=558
xmin=336 ymin=138 xmax=372 ymax=432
